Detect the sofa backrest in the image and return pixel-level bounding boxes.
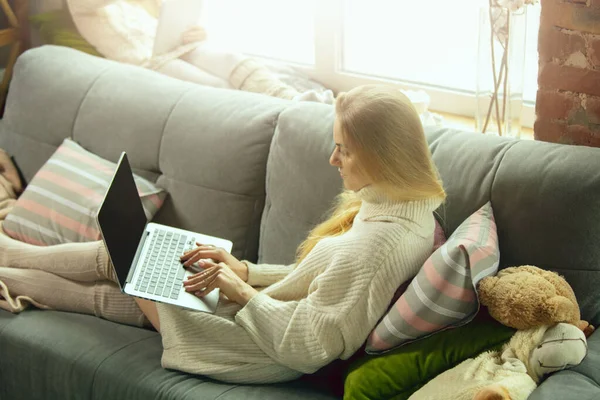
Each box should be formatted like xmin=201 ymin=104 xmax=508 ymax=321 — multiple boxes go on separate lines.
xmin=426 ymin=128 xmax=600 ymax=325
xmin=1 ymin=46 xmax=599 ymax=327
xmin=0 ymin=46 xmax=287 ymax=263
xmin=257 ymin=102 xmax=341 ymax=264
xmin=255 ymin=105 xmax=600 ymax=328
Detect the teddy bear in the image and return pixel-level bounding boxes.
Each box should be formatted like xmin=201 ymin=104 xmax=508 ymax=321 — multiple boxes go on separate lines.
xmin=408 ymin=265 xmax=593 ymax=400
xmin=478 ymin=265 xmax=594 ymax=336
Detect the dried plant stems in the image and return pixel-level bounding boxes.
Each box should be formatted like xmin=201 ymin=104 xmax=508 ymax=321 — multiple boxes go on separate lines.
xmin=482 ymin=0 xmax=510 ymax=136
xmin=501 ymin=15 xmax=510 ymax=125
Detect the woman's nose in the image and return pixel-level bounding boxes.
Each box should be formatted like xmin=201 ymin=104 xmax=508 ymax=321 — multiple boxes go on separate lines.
xmin=329 ymin=151 xmax=339 ymax=167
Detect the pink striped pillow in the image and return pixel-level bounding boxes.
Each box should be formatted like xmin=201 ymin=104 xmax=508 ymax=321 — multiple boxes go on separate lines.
xmin=3 ymin=139 xmax=166 ymax=245
xmin=366 ymin=202 xmax=499 ymax=354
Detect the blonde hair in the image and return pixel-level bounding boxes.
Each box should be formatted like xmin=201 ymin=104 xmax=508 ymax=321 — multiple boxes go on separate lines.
xmin=295 ymin=85 xmax=446 ymax=263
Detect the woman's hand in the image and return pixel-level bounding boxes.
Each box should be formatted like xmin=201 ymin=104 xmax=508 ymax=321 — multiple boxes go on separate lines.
xmin=182 ymin=25 xmax=207 ymax=45
xmin=183 ymin=261 xmax=258 ymax=306
xmin=180 ymin=243 xmax=249 ymax=282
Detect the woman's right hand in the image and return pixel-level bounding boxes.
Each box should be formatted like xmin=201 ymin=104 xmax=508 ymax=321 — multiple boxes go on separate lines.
xmin=180 ymin=243 xmax=249 ymax=282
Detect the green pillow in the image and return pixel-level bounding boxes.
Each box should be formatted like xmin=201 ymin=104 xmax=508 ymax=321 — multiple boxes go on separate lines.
xmin=30 ymin=9 xmax=103 ymax=57
xmin=344 ymin=312 xmax=515 ymax=400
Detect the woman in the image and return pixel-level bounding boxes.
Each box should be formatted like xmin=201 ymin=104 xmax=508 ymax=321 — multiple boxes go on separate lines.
xmin=0 ymin=85 xmax=445 ymax=383
xmin=65 ymin=0 xmax=333 ymax=103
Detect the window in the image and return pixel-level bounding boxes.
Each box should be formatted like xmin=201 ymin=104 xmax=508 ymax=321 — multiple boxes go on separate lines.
xmin=343 ymin=0 xmax=482 ymax=92
xmin=203 ymin=0 xmax=316 ymax=65
xmin=203 ymin=0 xmax=541 ymax=128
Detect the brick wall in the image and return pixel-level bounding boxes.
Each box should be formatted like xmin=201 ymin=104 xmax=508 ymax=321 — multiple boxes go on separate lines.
xmin=535 ymin=0 xmax=600 ymax=146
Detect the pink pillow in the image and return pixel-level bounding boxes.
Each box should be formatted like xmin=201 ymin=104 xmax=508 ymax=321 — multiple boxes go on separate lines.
xmin=366 ymin=202 xmax=499 ymax=354
xmin=3 ymin=139 xmax=166 ymax=245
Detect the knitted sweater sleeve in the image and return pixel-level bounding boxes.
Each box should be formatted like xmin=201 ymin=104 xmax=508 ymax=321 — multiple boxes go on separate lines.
xmin=242 ymin=261 xmax=295 ymax=287
xmin=234 ymin=257 xmax=392 ymax=374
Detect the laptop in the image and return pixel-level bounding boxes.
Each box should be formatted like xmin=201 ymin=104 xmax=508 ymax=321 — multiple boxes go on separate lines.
xmin=96 ymin=152 xmax=232 ymax=312
xmin=153 ymin=0 xmax=205 ymax=57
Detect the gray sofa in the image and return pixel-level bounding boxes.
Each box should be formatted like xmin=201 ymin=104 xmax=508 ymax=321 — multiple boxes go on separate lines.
xmin=0 ymin=46 xmax=598 ymax=400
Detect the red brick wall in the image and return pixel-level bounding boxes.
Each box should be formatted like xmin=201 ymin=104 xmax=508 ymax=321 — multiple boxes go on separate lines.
xmin=535 ymin=0 xmax=600 ymax=146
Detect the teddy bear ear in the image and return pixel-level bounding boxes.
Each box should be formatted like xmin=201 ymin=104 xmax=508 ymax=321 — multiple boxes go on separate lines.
xmin=497 ymin=265 xmax=531 ymax=278
xmin=477 ymin=276 xmax=498 ymax=306
xmin=544 ymin=296 xmax=581 ymax=325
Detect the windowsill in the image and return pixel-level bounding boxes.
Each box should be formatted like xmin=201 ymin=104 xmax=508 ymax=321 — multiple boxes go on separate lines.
xmin=432 ymin=111 xmax=534 ymax=141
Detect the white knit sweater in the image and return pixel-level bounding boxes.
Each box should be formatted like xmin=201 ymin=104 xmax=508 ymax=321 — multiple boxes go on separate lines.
xmin=156 ymin=187 xmax=442 ymax=383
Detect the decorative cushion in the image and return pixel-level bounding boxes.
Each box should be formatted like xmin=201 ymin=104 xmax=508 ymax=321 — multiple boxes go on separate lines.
xmin=433 ymin=217 xmax=447 ymax=251
xmin=3 ymin=139 xmax=166 ymax=245
xmin=30 ymin=10 xmax=103 ymax=57
xmin=366 ymin=202 xmax=499 ymax=354
xmin=344 ymin=311 xmax=516 ymax=400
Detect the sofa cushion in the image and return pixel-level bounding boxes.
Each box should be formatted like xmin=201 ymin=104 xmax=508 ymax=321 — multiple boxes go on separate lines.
xmin=366 ymin=202 xmax=499 ymax=354
xmin=3 ymin=138 xmax=166 ymax=245
xmin=424 ymin=127 xmax=513 ymax=238
xmin=258 ymin=101 xmax=341 ymax=264
xmin=0 ymin=309 xmax=339 ymax=400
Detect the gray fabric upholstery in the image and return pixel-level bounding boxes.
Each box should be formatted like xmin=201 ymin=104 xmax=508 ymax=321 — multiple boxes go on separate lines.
xmin=424 ymin=127 xmax=515 ymax=236
xmin=0 ymin=46 xmax=599 ymax=399
xmin=491 ymin=140 xmax=600 ymax=326
xmin=529 ymin=331 xmax=600 ymax=400
xmin=424 ymin=127 xmax=600 ymax=326
xmin=0 ymin=46 xmax=287 ymax=262
xmin=0 ymin=310 xmax=336 ymax=400
xmin=258 ymin=102 xmax=341 ymax=264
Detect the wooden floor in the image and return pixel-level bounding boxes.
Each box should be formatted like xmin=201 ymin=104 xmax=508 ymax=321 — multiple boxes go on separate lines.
xmin=433 ymin=111 xmax=534 ymax=140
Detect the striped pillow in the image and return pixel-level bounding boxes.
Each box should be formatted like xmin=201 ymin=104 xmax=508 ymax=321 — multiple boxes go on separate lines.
xmin=3 ymin=138 xmax=166 ymax=246
xmin=366 ymin=202 xmax=499 ymax=354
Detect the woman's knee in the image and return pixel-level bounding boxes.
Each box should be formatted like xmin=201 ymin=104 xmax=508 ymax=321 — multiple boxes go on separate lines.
xmin=134 ymin=297 xmax=161 ymax=333
xmin=95 ymin=282 xmax=149 ymax=328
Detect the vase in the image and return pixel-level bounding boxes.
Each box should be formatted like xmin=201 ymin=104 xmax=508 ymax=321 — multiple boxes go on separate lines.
xmin=475 ymin=4 xmax=528 ymax=139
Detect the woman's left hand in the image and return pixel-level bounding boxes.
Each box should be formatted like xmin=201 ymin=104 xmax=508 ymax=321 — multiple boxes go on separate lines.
xmin=183 ymin=260 xmax=258 ymax=306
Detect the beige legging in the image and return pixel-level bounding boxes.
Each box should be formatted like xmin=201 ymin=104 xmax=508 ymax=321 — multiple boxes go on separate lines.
xmin=0 ymin=231 xmax=147 ymax=328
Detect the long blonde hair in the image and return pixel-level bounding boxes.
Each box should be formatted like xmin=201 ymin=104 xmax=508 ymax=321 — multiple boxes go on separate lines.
xmin=295 ymin=85 xmax=446 ymax=263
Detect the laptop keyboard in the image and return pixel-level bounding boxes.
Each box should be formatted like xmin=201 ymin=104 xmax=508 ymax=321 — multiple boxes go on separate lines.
xmin=135 ymin=229 xmax=191 ymax=300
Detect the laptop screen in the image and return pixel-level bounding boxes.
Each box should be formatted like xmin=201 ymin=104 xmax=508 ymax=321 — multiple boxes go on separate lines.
xmin=97 ymin=153 xmax=148 ymax=288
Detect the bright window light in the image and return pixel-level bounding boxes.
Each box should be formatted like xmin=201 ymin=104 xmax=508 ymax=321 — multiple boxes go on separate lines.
xmin=200 ymin=0 xmax=541 ymax=122
xmin=343 ymin=0 xmax=540 ymax=102
xmin=343 ymin=0 xmax=481 ymax=92
xmin=203 ymin=0 xmax=316 ymax=65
